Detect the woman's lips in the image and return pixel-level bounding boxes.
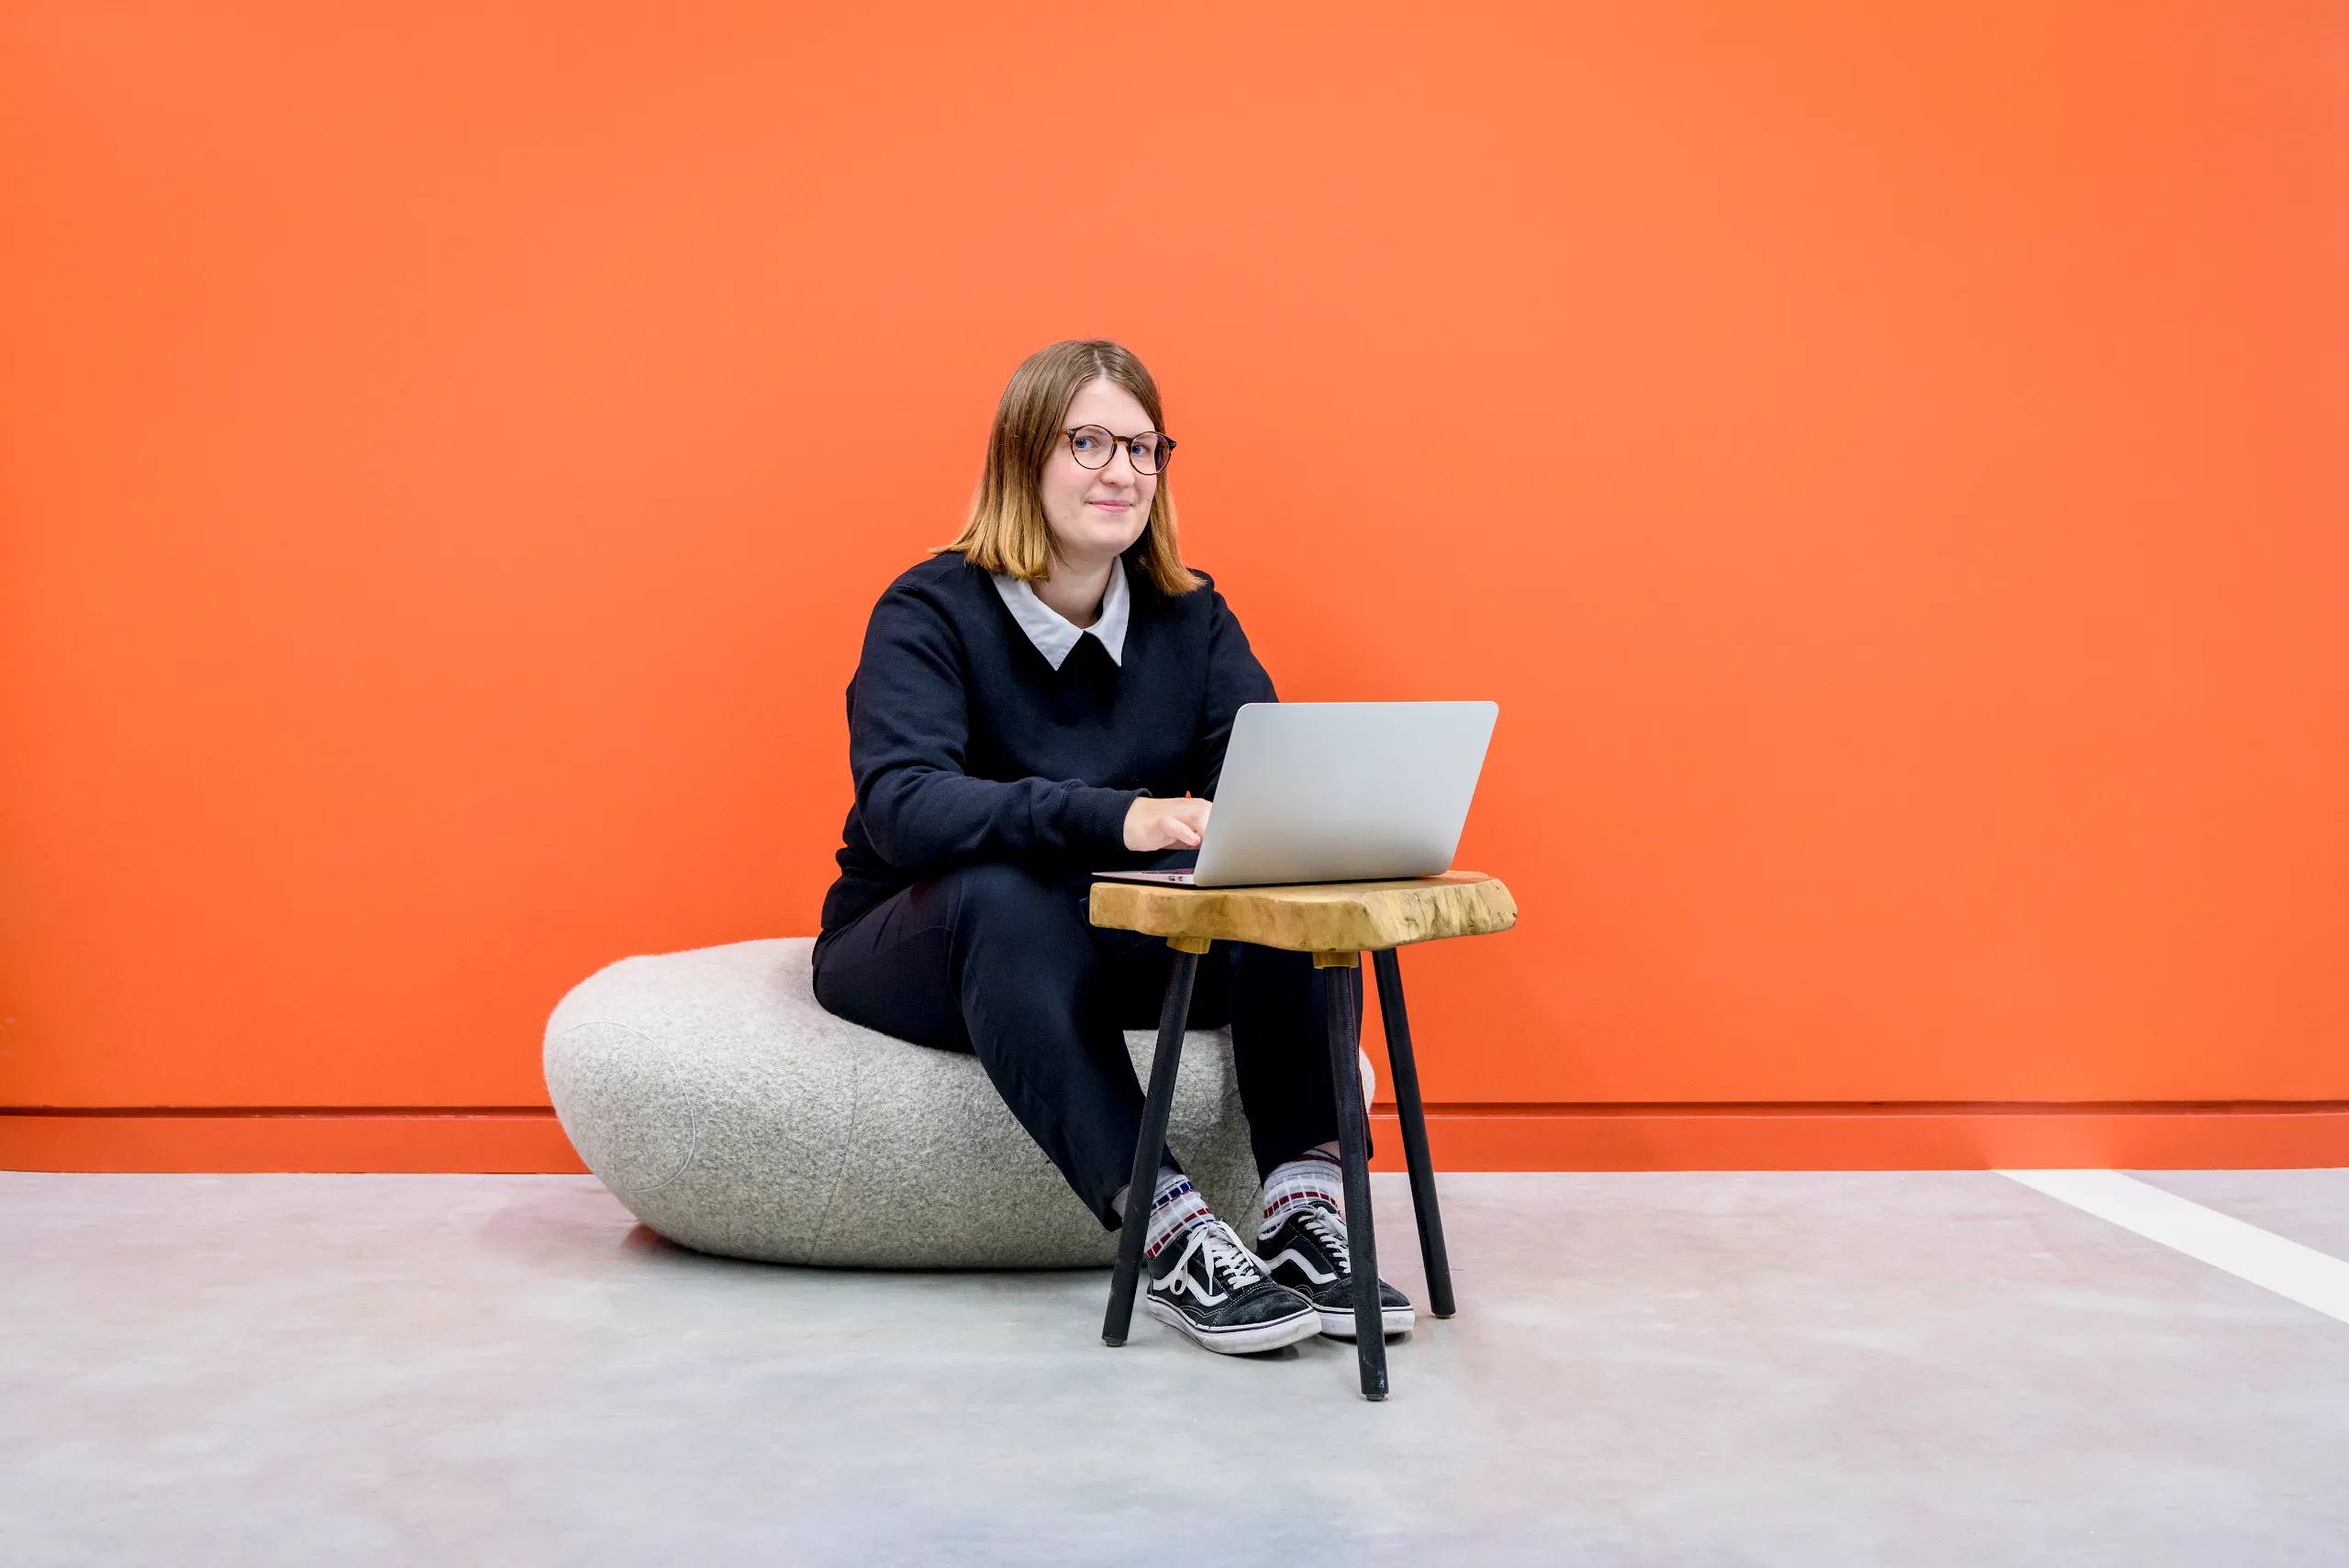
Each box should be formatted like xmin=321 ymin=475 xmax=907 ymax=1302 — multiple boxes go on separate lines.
xmin=1088 ymin=500 xmax=1132 ymax=511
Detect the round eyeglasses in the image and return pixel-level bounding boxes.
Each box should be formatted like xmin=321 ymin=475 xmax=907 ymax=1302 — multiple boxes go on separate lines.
xmin=1063 ymin=425 xmax=1175 ymax=475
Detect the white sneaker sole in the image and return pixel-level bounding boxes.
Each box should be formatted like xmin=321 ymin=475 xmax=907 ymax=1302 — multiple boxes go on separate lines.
xmin=1315 ymin=1303 xmax=1417 ymax=1340
xmin=1143 ymin=1295 xmax=1322 ymax=1355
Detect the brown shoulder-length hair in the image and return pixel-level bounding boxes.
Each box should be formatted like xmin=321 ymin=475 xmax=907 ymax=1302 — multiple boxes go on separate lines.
xmin=941 ymin=339 xmax=1203 ymax=595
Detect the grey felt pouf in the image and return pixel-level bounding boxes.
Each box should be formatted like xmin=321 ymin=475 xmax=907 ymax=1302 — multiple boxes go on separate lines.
xmin=543 ymin=937 xmax=1262 ymax=1269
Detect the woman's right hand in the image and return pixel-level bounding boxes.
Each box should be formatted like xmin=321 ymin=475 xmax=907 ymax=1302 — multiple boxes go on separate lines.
xmin=1123 ymin=795 xmax=1212 ymax=851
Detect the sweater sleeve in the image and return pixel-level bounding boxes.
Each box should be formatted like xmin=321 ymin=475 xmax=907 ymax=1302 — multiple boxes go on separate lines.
xmin=1188 ymin=582 xmax=1280 ymax=798
xmin=846 ymin=584 xmax=1141 ymax=872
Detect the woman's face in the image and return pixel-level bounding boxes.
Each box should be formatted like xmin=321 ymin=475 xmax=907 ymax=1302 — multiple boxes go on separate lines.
xmin=1037 ymin=378 xmax=1158 ymax=571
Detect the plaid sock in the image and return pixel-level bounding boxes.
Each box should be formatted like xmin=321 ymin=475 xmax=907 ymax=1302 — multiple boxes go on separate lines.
xmin=1259 ymin=1147 xmax=1346 ymax=1239
xmin=1142 ymin=1168 xmax=1214 ymax=1261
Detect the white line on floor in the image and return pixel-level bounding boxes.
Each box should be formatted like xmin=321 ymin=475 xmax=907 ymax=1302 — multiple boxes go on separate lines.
xmin=1999 ymin=1168 xmax=2349 ymax=1326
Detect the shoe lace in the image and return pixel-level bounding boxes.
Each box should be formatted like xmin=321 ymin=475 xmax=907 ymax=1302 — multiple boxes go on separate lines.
xmin=1297 ymin=1203 xmax=1351 ymax=1273
xmin=1173 ymin=1218 xmax=1268 ymax=1296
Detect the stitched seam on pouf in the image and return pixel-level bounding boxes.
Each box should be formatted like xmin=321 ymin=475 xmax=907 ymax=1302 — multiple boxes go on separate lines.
xmin=801 ymin=1028 xmax=865 ymax=1253
xmin=553 ymin=1019 xmax=707 ymax=1197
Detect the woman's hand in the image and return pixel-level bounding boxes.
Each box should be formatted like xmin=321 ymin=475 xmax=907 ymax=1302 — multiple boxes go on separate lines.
xmin=1123 ymin=795 xmax=1212 ymax=852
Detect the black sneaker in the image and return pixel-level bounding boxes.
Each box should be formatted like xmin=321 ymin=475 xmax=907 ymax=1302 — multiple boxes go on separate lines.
xmin=1257 ymin=1200 xmax=1416 ymax=1340
xmin=1144 ymin=1218 xmax=1321 ymax=1355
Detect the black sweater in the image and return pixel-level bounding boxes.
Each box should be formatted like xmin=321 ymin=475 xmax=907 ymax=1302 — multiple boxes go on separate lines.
xmin=818 ymin=549 xmax=1277 ymax=934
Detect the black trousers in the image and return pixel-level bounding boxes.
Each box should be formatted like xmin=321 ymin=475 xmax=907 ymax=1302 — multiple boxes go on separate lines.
xmin=811 ymin=862 xmax=1347 ymax=1229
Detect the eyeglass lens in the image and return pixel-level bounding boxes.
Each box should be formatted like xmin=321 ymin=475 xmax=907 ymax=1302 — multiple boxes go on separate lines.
xmin=1066 ymin=426 xmax=1171 ymax=474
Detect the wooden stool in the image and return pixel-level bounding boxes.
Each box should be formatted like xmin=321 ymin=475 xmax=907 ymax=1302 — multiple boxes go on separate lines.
xmin=1088 ymin=871 xmax=1518 ymax=1399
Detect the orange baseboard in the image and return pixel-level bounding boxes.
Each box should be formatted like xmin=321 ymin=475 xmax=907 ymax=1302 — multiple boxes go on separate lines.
xmin=6 ymin=1102 xmax=2346 ymax=1174
xmin=1367 ymin=1102 xmax=2349 ymax=1172
xmin=0 ymin=1108 xmax=588 ymax=1173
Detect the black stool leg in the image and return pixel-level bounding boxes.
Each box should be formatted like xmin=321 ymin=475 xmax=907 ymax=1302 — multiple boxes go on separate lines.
xmin=1103 ymin=945 xmax=1200 ymax=1347
xmin=1372 ymin=948 xmax=1454 ymax=1318
xmin=1322 ymin=958 xmax=1388 ymax=1400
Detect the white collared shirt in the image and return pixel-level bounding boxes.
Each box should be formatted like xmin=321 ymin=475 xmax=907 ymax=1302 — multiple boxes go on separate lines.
xmin=990 ymin=561 xmax=1130 ymax=669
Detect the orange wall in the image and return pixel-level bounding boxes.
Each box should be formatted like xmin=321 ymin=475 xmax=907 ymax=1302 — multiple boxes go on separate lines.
xmin=4 ymin=3 xmax=2344 ymax=1129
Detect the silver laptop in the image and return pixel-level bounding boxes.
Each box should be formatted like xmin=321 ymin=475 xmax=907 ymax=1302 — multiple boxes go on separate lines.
xmin=1095 ymin=701 xmax=1498 ymax=888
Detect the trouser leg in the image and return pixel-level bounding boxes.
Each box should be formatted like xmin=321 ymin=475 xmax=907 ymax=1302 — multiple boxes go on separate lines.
xmin=814 ymin=866 xmax=1363 ymax=1223
xmin=1083 ymin=929 xmax=1360 ymax=1179
xmin=812 ymin=862 xmax=1159 ymax=1227
xmin=1084 ymin=930 xmax=1363 ymax=1180
xmin=1225 ymin=942 xmax=1358 ymax=1177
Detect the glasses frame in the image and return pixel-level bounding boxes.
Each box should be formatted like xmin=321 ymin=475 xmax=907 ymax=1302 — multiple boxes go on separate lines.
xmin=1060 ymin=425 xmax=1176 ymax=475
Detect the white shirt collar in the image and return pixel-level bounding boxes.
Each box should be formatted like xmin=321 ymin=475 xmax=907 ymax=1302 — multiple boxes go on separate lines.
xmin=991 ymin=560 xmax=1130 ymax=669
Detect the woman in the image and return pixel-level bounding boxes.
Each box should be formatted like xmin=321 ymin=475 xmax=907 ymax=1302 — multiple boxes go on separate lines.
xmin=813 ymin=339 xmax=1411 ymax=1357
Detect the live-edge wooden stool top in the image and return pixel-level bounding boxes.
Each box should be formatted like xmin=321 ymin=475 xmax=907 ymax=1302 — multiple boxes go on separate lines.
xmin=1088 ymin=871 xmax=1517 ymax=1400
xmin=1087 ymin=870 xmax=1517 ymax=964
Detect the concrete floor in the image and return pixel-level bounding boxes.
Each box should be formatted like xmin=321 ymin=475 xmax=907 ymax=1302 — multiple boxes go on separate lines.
xmin=5 ymin=1170 xmax=2346 ymax=1566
